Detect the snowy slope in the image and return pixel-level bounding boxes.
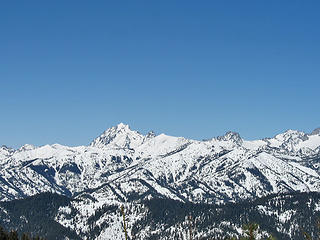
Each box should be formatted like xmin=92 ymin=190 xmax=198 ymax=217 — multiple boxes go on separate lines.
xmin=1 ymin=123 xmax=320 ymax=205
xmin=1 ymin=123 xmax=320 ymax=239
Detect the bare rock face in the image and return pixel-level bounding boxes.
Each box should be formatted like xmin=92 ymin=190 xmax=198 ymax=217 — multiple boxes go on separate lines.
xmin=311 ymin=127 xmax=320 ymax=135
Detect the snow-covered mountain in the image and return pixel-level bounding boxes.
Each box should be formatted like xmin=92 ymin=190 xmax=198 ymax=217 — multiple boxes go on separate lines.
xmin=1 ymin=123 xmax=320 ymax=203
xmin=89 ymin=123 xmax=147 ymax=149
xmin=1 ymin=123 xmax=320 ymax=239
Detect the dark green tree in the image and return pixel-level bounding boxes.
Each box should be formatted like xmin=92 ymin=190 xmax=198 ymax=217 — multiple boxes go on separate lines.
xmin=241 ymin=223 xmax=259 ymax=240
xmin=8 ymin=230 xmax=19 ymax=240
xmin=21 ymin=233 xmax=30 ymax=240
xmin=0 ymin=225 xmax=9 ymax=240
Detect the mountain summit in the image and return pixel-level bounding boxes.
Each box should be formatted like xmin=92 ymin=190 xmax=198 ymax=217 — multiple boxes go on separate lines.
xmin=311 ymin=127 xmax=320 ymax=135
xmin=90 ymin=123 xmax=148 ymax=149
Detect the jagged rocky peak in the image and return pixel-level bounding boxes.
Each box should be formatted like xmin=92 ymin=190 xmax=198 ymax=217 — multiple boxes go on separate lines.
xmin=217 ymin=131 xmax=243 ymax=144
xmin=1 ymin=145 xmax=10 ymax=150
xmin=18 ymin=144 xmax=36 ymax=152
xmin=0 ymin=145 xmax=15 ymax=153
xmin=90 ymin=123 xmax=145 ymax=149
xmin=146 ymin=130 xmax=156 ymax=139
xmin=0 ymin=145 xmax=15 ymax=159
xmin=275 ymin=129 xmax=308 ymax=142
xmin=115 ymin=122 xmax=129 ymax=130
xmin=311 ymin=128 xmax=320 ymax=136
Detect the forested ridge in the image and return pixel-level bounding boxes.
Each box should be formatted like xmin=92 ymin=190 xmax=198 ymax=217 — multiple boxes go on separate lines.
xmin=1 ymin=192 xmax=320 ymax=239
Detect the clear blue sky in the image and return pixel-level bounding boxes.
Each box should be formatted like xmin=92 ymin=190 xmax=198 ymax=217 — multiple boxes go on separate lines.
xmin=1 ymin=1 xmax=319 ymax=148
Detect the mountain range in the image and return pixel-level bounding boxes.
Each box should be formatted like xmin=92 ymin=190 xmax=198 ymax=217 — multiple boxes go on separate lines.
xmin=1 ymin=123 xmax=320 ymax=239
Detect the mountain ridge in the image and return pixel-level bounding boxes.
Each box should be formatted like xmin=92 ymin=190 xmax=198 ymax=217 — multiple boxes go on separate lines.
xmin=2 ymin=123 xmax=320 ymax=151
xmin=1 ymin=123 xmax=320 ymax=239
xmin=1 ymin=123 xmax=320 ymax=202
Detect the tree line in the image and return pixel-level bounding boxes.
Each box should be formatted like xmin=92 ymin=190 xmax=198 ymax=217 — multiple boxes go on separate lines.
xmin=0 ymin=225 xmax=45 ymax=240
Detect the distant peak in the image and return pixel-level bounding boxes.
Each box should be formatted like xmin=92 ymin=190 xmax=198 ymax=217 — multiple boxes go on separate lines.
xmin=276 ymin=129 xmax=307 ymax=139
xmin=146 ymin=131 xmax=156 ymax=138
xmin=0 ymin=145 xmax=15 ymax=154
xmin=272 ymin=129 xmax=309 ymax=146
xmin=1 ymin=145 xmax=11 ymax=150
xmin=311 ymin=128 xmax=320 ymax=135
xmin=283 ymin=129 xmax=301 ymax=134
xmin=225 ymin=131 xmax=241 ymax=138
xmin=106 ymin=123 xmax=133 ymax=134
xmin=116 ymin=122 xmax=130 ymax=129
xmin=217 ymin=131 xmax=242 ymax=144
xmin=19 ymin=144 xmax=36 ymax=151
xmin=90 ymin=123 xmax=144 ymax=148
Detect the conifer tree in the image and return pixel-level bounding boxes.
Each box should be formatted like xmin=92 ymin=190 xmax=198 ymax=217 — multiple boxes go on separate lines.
xmin=21 ymin=233 xmax=30 ymax=240
xmin=8 ymin=230 xmax=19 ymax=240
xmin=0 ymin=226 xmax=8 ymax=240
xmin=241 ymin=223 xmax=259 ymax=240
